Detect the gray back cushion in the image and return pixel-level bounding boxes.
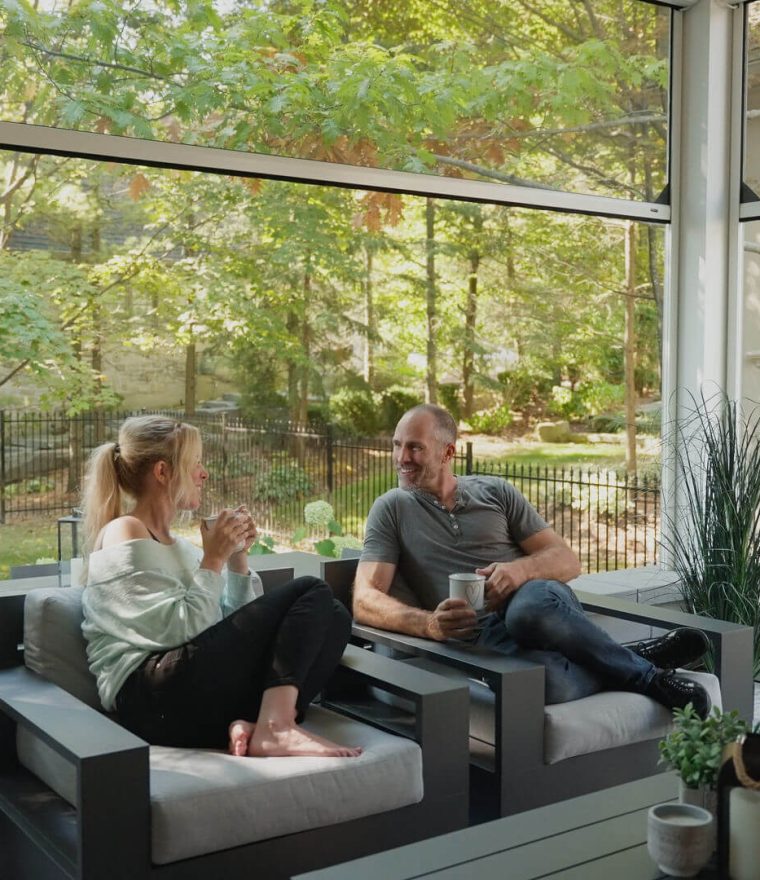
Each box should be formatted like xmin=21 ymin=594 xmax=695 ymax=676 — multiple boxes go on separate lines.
xmin=23 ymin=587 xmax=102 ymax=710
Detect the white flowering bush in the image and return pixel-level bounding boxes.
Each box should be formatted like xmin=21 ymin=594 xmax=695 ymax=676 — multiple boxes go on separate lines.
xmin=295 ymin=501 xmax=359 ymax=558
xmin=303 ymin=500 xmax=336 ymax=529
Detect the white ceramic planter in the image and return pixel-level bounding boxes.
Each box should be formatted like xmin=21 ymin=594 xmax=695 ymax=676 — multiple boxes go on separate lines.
xmin=647 ymin=803 xmax=714 ymax=878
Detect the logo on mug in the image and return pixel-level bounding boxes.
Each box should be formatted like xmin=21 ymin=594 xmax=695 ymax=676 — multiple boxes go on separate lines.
xmin=449 ymin=572 xmax=485 ymax=610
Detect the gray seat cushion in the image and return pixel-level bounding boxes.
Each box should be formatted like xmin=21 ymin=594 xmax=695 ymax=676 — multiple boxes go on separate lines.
xmin=18 ymin=707 xmax=422 ymax=864
xmin=402 ymin=656 xmax=721 ymax=764
xmin=19 ymin=587 xmax=424 ymax=863
xmin=543 ymin=670 xmax=721 ymax=763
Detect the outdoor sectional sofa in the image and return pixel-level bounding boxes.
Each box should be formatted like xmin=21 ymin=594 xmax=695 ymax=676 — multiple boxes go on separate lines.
xmin=0 ymin=575 xmax=470 ymax=880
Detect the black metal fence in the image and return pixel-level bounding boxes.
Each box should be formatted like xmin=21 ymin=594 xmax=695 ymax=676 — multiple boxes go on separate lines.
xmin=0 ymin=409 xmax=660 ymax=572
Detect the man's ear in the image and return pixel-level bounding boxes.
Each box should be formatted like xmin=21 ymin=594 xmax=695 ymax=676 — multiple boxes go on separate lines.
xmin=152 ymin=459 xmax=171 ymax=485
xmin=443 ymin=442 xmax=456 ymax=462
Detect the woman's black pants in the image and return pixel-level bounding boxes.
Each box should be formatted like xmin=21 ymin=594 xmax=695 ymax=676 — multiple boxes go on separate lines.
xmin=115 ymin=576 xmax=351 ymax=748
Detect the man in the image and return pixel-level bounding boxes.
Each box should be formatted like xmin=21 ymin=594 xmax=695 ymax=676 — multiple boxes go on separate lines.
xmin=353 ymin=404 xmax=710 ymax=715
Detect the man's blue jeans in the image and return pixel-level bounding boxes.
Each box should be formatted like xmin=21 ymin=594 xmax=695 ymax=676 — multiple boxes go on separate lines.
xmin=476 ymin=578 xmax=657 ymax=704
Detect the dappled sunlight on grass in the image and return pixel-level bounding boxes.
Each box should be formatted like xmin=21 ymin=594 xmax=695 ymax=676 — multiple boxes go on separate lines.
xmin=464 ymin=433 xmax=661 ymax=471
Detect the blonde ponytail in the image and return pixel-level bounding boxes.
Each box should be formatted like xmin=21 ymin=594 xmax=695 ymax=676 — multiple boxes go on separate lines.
xmin=82 ymin=442 xmax=122 ymax=554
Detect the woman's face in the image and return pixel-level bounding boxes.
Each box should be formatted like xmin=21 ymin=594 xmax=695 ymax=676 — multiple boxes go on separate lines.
xmin=185 ymin=452 xmax=209 ymax=510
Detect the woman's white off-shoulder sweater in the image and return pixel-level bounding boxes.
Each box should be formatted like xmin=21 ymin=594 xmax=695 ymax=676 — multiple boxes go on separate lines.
xmin=81 ymin=538 xmax=261 ymax=710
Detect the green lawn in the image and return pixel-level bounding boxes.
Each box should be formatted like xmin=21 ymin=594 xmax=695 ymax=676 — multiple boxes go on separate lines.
xmin=466 ymin=437 xmax=661 ymax=474
xmin=0 ymin=521 xmax=58 ymax=579
xmin=0 ymin=519 xmax=288 ymax=578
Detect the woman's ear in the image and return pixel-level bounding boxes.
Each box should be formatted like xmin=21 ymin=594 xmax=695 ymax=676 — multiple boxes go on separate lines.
xmin=152 ymin=459 xmax=171 ymax=486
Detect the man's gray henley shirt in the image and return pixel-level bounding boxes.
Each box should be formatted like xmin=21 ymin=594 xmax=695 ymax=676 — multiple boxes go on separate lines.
xmin=360 ymin=475 xmax=548 ymax=610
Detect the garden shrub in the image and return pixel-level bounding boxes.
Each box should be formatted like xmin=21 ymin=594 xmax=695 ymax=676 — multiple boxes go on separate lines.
xmin=251 ymin=463 xmax=312 ymax=503
xmin=468 ymin=404 xmax=514 ymax=435
xmin=306 ymin=401 xmax=329 ymax=426
xmin=579 ymin=381 xmax=625 ymax=416
xmin=548 ymin=386 xmax=586 ymax=421
xmin=379 ymin=385 xmax=422 ymax=431
xmin=224 ymin=457 xmax=257 ymax=478
xmin=328 ymin=388 xmax=379 ymax=436
xmin=549 ymin=381 xmax=626 ymax=423
xmin=438 ymin=383 xmax=461 ymax=421
xmin=497 ymin=364 xmax=554 ymax=411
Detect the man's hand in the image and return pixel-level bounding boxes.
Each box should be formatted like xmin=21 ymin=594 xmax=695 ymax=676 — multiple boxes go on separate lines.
xmin=476 ymin=561 xmax=528 ymax=611
xmin=425 ymin=598 xmax=478 ymax=641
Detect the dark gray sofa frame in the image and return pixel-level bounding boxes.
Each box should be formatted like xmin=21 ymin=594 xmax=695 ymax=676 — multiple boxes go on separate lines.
xmin=0 ymin=587 xmax=470 ymax=880
xmin=320 ymin=558 xmax=755 ymax=820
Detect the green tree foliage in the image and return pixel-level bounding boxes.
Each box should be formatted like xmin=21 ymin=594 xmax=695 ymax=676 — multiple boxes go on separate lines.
xmin=0 ymin=0 xmax=666 ymax=428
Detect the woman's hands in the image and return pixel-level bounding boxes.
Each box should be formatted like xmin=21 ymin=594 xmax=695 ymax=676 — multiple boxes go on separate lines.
xmin=200 ymin=507 xmax=257 ymax=574
xmin=228 ymin=506 xmax=258 ymax=574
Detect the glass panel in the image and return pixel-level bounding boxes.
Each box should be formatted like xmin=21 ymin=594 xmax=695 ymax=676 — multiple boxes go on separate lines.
xmin=0 ymin=149 xmax=663 ymax=566
xmin=746 ymin=4 xmax=760 ymax=199
xmin=0 ymin=0 xmax=670 ymax=201
xmin=742 ymin=222 xmax=760 ymax=397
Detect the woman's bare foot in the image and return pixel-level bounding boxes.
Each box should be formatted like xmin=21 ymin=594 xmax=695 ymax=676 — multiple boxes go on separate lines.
xmin=228 ymin=720 xmax=255 ymax=756
xmin=247 ymin=721 xmax=363 ymax=758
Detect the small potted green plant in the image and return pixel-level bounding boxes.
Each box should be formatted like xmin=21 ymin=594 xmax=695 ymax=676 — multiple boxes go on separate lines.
xmin=659 ymin=704 xmax=749 ymax=815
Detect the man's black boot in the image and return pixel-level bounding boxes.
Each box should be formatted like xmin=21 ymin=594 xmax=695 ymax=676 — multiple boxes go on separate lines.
xmin=629 ymin=627 xmax=709 ymax=670
xmin=645 ymin=670 xmax=711 ymax=719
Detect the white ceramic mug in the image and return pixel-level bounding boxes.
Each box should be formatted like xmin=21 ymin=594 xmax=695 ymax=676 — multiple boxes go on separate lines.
xmin=647 ymin=803 xmax=713 ymax=878
xmin=449 ymin=573 xmax=485 ymax=610
xmin=202 ymin=512 xmax=246 ymax=552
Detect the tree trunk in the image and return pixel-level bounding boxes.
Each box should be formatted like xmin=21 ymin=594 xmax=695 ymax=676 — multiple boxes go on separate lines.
xmin=90 ymin=300 xmax=106 ymax=443
xmin=0 ymin=153 xmax=37 ymax=251
xmin=185 ymin=339 xmax=196 ymax=416
xmin=285 ymin=310 xmax=300 ymax=420
xmin=70 ymin=222 xmax=82 ymax=262
xmin=363 ymin=244 xmax=375 ymax=386
xmin=425 ymin=198 xmax=438 ymax=404
xmin=624 ymin=220 xmax=638 ymax=475
xmin=298 ymin=273 xmax=311 ymax=424
xmin=463 ymin=208 xmax=483 ymax=419
xmin=66 ymin=416 xmax=84 ymax=494
xmin=0 ymin=156 xmax=18 ymax=250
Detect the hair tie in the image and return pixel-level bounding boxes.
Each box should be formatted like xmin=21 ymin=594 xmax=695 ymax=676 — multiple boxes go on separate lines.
xmin=113 ymin=443 xmax=121 ymax=462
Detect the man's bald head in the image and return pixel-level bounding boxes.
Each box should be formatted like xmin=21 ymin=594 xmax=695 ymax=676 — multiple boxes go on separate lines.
xmin=398 ymin=404 xmax=457 ymax=447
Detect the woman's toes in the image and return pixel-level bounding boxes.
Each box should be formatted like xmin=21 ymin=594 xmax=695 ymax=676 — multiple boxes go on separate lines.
xmin=228 ymin=720 xmax=255 ymax=756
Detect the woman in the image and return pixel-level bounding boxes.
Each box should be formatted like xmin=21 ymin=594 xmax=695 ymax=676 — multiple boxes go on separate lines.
xmin=80 ymin=414 xmax=360 ymax=758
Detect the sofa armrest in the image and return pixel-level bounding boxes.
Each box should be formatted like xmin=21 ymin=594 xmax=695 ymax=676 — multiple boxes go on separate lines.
xmin=348 ymin=626 xmax=546 ymax=775
xmin=576 ymin=590 xmax=755 ymax=721
xmin=0 ymin=666 xmax=150 ymax=880
xmin=324 ymin=644 xmax=471 ymax=810
xmin=0 ymin=593 xmax=25 ymax=669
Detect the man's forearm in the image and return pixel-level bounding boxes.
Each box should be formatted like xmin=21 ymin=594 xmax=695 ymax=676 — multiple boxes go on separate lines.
xmin=514 ymin=545 xmax=581 ymax=585
xmin=353 ymin=588 xmax=434 ymax=639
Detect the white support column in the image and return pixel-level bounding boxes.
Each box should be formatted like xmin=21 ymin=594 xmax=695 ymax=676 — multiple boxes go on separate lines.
xmin=661 ymin=0 xmax=741 ymax=562
xmin=667 ymin=0 xmax=735 ymax=408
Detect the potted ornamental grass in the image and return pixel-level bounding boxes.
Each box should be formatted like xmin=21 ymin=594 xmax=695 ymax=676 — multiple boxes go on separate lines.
xmin=661 ymin=391 xmax=760 ymax=677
